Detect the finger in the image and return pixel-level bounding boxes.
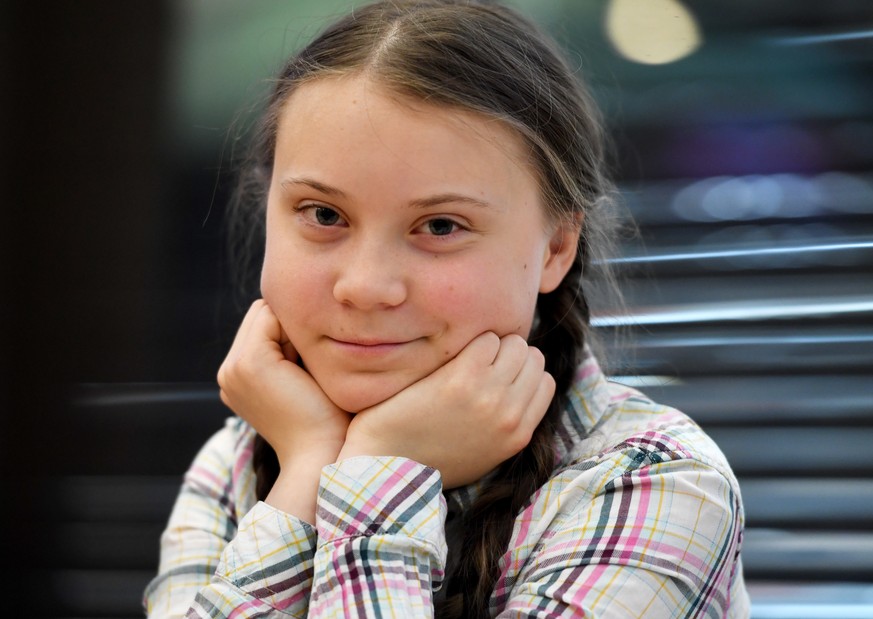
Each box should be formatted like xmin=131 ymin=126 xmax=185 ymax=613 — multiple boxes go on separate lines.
xmin=508 ymin=345 xmax=547 ymax=394
xmin=228 ymin=299 xmax=267 ymax=353
xmin=279 ymin=326 xmax=299 ymax=362
xmin=219 ymin=300 xmax=266 ymax=384
xmin=259 ymin=304 xmax=299 ymax=361
xmin=491 ymin=334 xmax=529 ymax=379
xmin=521 ymin=370 xmax=555 ymax=432
xmin=451 ymin=331 xmax=501 ymax=369
xmin=250 ymin=301 xmax=283 ymax=347
xmin=248 ymin=302 xmax=298 ymax=363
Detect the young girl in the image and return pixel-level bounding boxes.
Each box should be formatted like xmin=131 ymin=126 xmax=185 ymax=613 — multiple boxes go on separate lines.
xmin=145 ymin=1 xmax=749 ymax=616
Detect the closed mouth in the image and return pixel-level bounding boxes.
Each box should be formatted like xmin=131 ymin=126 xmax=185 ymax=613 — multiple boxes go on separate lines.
xmin=329 ymin=336 xmax=412 ymax=347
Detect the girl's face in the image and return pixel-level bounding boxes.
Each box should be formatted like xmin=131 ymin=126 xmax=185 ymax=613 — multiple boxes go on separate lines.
xmin=261 ymin=76 xmax=577 ymax=413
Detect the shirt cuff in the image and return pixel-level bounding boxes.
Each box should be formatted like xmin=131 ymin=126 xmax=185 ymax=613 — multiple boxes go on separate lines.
xmin=315 ymin=456 xmax=448 ymax=563
xmin=215 ymin=501 xmax=317 ymax=614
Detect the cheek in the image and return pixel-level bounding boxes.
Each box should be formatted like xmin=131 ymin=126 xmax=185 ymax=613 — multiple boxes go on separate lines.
xmin=260 ymin=247 xmax=325 ymax=326
xmin=424 ymin=256 xmax=540 ymax=340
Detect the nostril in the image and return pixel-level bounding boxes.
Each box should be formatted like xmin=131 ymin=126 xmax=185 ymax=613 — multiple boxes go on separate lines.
xmin=333 ymin=269 xmax=407 ymax=309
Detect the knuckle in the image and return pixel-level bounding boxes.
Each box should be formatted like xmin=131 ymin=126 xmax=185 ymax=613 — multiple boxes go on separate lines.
xmin=476 ymin=390 xmax=502 ymax=414
xmin=502 ymin=333 xmax=526 ymax=354
xmin=496 ymin=410 xmax=521 ymax=434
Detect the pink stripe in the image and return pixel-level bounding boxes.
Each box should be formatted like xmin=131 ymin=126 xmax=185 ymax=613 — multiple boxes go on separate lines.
xmin=340 ymin=460 xmax=424 ymax=537
xmin=186 ymin=465 xmax=225 ymax=489
xmin=227 ymin=598 xmax=268 ymax=618
xmin=620 ymin=467 xmax=650 ymax=561
xmin=576 ymin=363 xmax=598 ymax=380
xmin=514 ymin=499 xmax=536 ymax=545
xmin=575 ymin=563 xmax=608 ymax=600
xmin=276 ymin=588 xmax=308 ymax=610
xmin=232 ymin=443 xmax=254 ymax=486
xmin=648 ymin=540 xmax=709 ymax=572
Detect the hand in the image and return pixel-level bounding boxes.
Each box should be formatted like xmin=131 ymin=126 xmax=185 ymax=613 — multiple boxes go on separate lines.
xmin=338 ymin=332 xmax=555 ymax=489
xmin=218 ymin=300 xmax=352 ymax=521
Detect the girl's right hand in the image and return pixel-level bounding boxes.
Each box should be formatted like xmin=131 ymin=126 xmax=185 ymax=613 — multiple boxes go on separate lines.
xmin=217 ymin=300 xmax=352 ymax=521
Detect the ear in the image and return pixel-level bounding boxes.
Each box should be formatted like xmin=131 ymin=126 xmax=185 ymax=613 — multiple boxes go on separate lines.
xmin=538 ymin=217 xmax=581 ymax=294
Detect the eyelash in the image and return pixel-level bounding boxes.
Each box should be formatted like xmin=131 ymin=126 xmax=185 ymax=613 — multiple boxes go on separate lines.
xmin=294 ymin=204 xmax=347 ymax=227
xmin=416 ymin=217 xmax=466 ymax=237
xmin=295 ymin=203 xmax=469 ymax=238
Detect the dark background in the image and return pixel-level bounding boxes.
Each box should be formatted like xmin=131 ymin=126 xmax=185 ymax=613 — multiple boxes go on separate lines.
xmin=3 ymin=1 xmax=872 ymax=616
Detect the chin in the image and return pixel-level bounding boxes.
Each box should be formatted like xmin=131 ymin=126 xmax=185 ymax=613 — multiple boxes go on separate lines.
xmin=327 ymin=389 xmax=392 ymax=414
xmin=318 ymin=378 xmax=404 ymax=414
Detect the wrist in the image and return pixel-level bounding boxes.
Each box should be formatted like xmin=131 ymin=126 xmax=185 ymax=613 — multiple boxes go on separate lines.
xmin=265 ymin=451 xmax=337 ymax=524
xmin=336 ymin=437 xmax=385 ymax=463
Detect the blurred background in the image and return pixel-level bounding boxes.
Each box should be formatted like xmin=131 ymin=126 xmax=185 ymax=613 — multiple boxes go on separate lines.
xmin=2 ymin=0 xmax=871 ymax=616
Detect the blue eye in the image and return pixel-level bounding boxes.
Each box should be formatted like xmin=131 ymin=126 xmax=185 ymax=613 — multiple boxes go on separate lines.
xmin=314 ymin=206 xmax=341 ymax=226
xmin=427 ymin=218 xmax=457 ymax=236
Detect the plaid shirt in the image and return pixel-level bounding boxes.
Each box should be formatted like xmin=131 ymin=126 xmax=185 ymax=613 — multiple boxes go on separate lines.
xmin=145 ymin=351 xmax=749 ymax=617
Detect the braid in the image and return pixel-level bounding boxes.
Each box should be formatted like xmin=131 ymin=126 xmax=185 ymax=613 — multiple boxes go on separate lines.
xmin=436 ymin=252 xmax=587 ymax=619
xmin=252 ymin=433 xmax=280 ymax=502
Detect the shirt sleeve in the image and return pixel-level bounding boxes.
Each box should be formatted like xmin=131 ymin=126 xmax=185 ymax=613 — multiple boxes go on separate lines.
xmin=496 ymin=433 xmax=748 ymax=618
xmin=309 ymin=456 xmax=449 ymax=619
xmin=186 ymin=502 xmax=317 ymax=617
xmin=143 ymin=420 xmax=318 ymax=618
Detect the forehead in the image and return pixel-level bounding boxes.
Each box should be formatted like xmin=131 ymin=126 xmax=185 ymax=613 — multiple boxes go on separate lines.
xmin=273 ymin=75 xmax=537 ymax=185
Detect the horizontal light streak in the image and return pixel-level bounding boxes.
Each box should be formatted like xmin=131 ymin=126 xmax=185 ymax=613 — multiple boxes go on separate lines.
xmin=606 ymin=240 xmax=873 ymax=265
xmin=592 ymin=297 xmax=873 ymax=326
xmin=770 ymin=29 xmax=873 ymax=46
xmin=74 ymin=384 xmax=217 ymax=407
xmin=635 ymin=334 xmax=873 ymax=347
xmin=607 ymin=375 xmax=682 ymax=387
xmin=750 ymin=604 xmax=873 ymax=619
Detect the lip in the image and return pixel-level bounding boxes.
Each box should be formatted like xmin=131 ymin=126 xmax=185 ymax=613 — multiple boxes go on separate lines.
xmin=330 ymin=337 xmax=409 ymax=346
xmin=327 ymin=336 xmax=416 ymax=356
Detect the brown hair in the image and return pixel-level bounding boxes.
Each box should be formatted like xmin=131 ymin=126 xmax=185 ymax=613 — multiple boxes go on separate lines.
xmin=230 ymin=1 xmax=619 ymax=616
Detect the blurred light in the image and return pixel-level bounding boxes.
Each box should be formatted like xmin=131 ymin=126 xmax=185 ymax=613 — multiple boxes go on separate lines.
xmin=750 ymin=604 xmax=873 ymax=619
xmin=73 ymin=383 xmax=216 ymax=407
xmin=769 ymin=29 xmax=873 ymax=46
xmin=605 ymin=0 xmax=701 ymax=65
xmin=609 ymin=375 xmax=682 ymax=387
xmin=667 ymin=171 xmax=873 ymax=222
xmin=816 ymin=171 xmax=873 ymax=214
xmin=592 ymin=296 xmax=873 ymax=327
xmin=610 ymin=239 xmax=873 ymax=265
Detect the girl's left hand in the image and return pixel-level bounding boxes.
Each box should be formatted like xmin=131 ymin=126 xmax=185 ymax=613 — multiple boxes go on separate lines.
xmin=337 ymin=332 xmax=554 ymax=488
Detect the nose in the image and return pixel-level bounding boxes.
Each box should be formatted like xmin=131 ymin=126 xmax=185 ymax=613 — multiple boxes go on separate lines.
xmin=333 ymin=240 xmax=408 ymax=310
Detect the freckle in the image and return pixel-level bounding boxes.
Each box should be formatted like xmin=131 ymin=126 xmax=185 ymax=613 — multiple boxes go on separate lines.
xmin=523 ymin=263 xmax=528 ymax=270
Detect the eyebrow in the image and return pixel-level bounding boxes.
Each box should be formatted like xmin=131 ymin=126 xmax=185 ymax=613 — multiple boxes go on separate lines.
xmin=280 ymin=176 xmax=348 ymax=198
xmin=408 ymin=193 xmax=496 ymax=210
xmin=279 ymin=176 xmax=495 ymax=210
